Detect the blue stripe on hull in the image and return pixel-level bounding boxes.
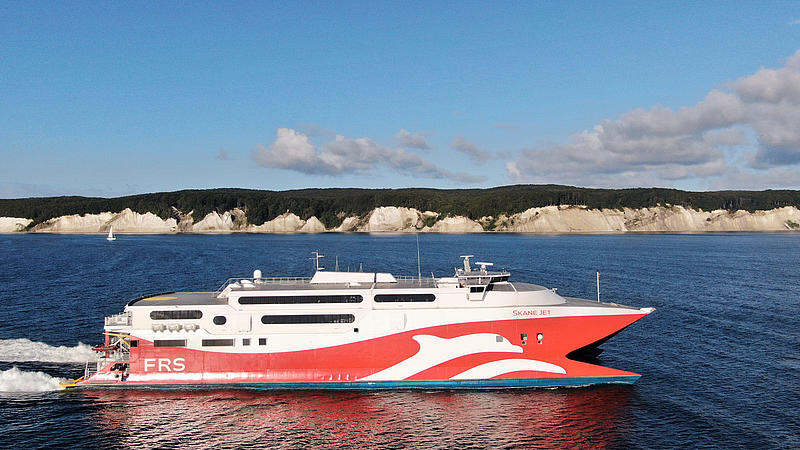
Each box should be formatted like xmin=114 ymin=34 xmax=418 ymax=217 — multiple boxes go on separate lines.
xmin=78 ymin=376 xmax=640 ymax=390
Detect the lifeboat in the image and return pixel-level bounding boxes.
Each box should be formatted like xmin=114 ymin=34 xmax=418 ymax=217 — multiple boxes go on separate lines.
xmin=92 ymin=345 xmax=117 ymax=352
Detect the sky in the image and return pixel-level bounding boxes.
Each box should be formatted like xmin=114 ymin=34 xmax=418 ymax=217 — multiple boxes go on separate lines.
xmin=2 ymin=1 xmax=800 ymax=198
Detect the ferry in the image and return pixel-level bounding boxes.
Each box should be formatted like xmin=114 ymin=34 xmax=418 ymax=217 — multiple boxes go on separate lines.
xmin=62 ymin=254 xmax=654 ymax=389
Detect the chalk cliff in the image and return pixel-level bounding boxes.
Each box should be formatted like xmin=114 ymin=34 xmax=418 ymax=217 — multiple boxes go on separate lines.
xmin=0 ymin=217 xmax=32 ymax=232
xmin=3 ymin=205 xmax=800 ymax=234
xmin=363 ymin=207 xmax=425 ymax=232
xmin=28 ymin=208 xmax=178 ymax=233
xmin=494 ymin=205 xmax=800 ymax=232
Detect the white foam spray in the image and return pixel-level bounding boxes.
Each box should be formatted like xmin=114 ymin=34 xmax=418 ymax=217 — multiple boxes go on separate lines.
xmin=0 ymin=338 xmax=98 ymax=362
xmin=0 ymin=367 xmax=65 ymax=392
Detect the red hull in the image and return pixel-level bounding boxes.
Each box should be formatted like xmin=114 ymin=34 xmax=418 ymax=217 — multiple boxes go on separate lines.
xmin=83 ymin=313 xmax=647 ymax=387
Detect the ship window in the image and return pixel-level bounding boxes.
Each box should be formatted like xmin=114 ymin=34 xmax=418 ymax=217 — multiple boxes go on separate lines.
xmin=202 ymin=339 xmax=234 ymax=347
xmin=259 ymin=338 xmax=267 ymax=345
xmin=239 ymin=295 xmax=363 ymax=304
xmin=374 ymin=294 xmax=436 ymax=303
xmin=261 ymin=314 xmax=355 ymax=324
xmin=213 ymin=316 xmax=227 ymax=325
xmin=470 ymin=286 xmax=485 ymax=293
xmin=150 ymin=310 xmax=203 ymax=320
xmin=243 ymin=338 xmax=250 ymax=346
xmin=130 ymin=340 xmax=139 ymax=348
xmin=153 ymin=339 xmax=186 ymax=347
xmin=491 ymin=276 xmax=509 ymax=282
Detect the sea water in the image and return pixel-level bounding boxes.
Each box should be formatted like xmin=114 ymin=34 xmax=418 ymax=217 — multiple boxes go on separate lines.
xmin=0 ymin=233 xmax=797 ymax=448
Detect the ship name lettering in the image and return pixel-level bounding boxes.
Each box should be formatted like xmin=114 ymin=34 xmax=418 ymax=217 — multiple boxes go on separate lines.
xmin=143 ymin=358 xmax=186 ymax=372
xmin=512 ymin=309 xmax=551 ymax=317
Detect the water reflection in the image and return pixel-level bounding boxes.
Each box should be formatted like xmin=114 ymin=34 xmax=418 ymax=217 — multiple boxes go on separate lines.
xmin=82 ymin=386 xmax=634 ymax=448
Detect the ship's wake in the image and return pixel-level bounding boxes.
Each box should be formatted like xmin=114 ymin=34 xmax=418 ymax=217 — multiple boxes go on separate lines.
xmin=0 ymin=367 xmax=65 ymax=392
xmin=0 ymin=338 xmax=98 ymax=363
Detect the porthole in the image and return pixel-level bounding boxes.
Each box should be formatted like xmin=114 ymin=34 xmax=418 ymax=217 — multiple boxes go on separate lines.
xmin=213 ymin=316 xmax=227 ymax=325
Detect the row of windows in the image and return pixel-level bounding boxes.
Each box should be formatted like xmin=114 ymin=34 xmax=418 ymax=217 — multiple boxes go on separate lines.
xmin=237 ymin=293 xmax=436 ymax=304
xmin=150 ymin=310 xmax=203 ymax=320
xmin=374 ymin=294 xmax=435 ymax=303
xmin=150 ymin=292 xmax=449 ymax=326
xmin=151 ymin=294 xmax=440 ymax=322
xmin=261 ymin=314 xmax=355 ymax=324
xmin=153 ymin=339 xmax=186 ymax=347
xmin=149 ymin=312 xmax=355 ymax=326
xmin=469 ymin=285 xmax=495 ymax=293
xmin=152 ymin=338 xmax=268 ymax=348
xmin=202 ymin=339 xmax=234 ymax=347
xmin=239 ymin=295 xmax=363 ymax=305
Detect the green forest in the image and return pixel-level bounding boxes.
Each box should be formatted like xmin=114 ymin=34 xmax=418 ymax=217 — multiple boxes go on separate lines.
xmin=2 ymin=185 xmax=799 ymax=229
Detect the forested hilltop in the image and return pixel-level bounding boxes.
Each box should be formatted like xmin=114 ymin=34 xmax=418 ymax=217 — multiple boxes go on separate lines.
xmin=2 ymin=185 xmax=800 ymax=229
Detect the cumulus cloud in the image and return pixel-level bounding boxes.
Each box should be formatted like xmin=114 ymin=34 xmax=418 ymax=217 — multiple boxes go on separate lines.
xmin=452 ymin=135 xmax=494 ymax=162
xmin=508 ymin=50 xmax=800 ymax=189
xmin=251 ymin=128 xmax=484 ymax=183
xmin=395 ymin=129 xmax=430 ymax=149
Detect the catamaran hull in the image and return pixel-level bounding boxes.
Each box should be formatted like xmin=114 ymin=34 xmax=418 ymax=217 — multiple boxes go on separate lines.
xmin=77 ymin=313 xmax=649 ymax=389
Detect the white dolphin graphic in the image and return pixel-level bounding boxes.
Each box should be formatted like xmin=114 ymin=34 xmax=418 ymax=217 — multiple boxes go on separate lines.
xmin=360 ymin=333 xmax=524 ymax=381
xmin=450 ymin=358 xmax=566 ymax=379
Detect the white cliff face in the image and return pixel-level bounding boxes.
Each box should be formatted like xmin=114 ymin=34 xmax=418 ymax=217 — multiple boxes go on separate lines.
xmin=496 ymin=205 xmax=800 ymax=232
xmin=31 ymin=208 xmax=178 ymax=233
xmin=9 ymin=205 xmax=800 ymax=234
xmin=500 ymin=206 xmax=625 ymax=232
xmin=364 ymin=207 xmax=424 ymax=232
xmin=107 ymin=208 xmax=178 ymax=233
xmin=32 ymin=212 xmax=115 ymax=233
xmin=0 ymin=217 xmax=32 ymax=233
xmin=248 ymin=212 xmax=306 ymax=233
xmin=300 ymin=216 xmax=326 ymax=233
xmin=192 ymin=211 xmax=236 ymax=232
xmin=335 ymin=216 xmax=361 ymax=232
xmin=428 ymin=216 xmax=483 ymax=233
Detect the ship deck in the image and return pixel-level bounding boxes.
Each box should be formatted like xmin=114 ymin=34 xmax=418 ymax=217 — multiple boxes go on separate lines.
xmin=126 ymin=280 xmax=642 ymax=311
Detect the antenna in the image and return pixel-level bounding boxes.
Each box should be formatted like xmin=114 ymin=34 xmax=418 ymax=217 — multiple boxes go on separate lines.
xmin=310 ymin=251 xmax=325 ymax=272
xmin=475 ymin=262 xmax=493 ymax=274
xmin=460 ymin=255 xmax=474 ymax=273
xmin=416 ymin=233 xmax=422 ymax=283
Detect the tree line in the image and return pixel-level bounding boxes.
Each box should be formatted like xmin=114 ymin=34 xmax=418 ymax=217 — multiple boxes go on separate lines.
xmin=1 ymin=185 xmax=799 ymax=229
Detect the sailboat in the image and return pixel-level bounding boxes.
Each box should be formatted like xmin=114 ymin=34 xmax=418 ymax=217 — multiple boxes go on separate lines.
xmin=106 ymin=226 xmax=116 ymax=241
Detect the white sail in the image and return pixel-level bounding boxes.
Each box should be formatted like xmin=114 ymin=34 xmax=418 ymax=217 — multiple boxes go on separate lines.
xmin=106 ymin=226 xmax=116 ymax=241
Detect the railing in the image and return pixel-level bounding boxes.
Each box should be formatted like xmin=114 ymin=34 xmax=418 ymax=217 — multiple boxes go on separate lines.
xmin=104 ymin=311 xmax=132 ymax=327
xmin=393 ymin=275 xmax=437 ymax=282
xmin=84 ymin=360 xmax=101 ymax=379
xmin=215 ymin=276 xmax=313 ymax=296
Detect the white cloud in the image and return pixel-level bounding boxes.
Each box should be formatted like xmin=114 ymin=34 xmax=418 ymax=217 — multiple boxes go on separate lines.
xmin=395 ymin=129 xmax=430 ymax=149
xmin=702 ymin=128 xmax=748 ymax=146
xmin=790 ymin=18 xmax=800 ymax=26
xmin=452 ymin=135 xmax=494 ymax=162
xmin=508 ymin=50 xmax=800 ymax=189
xmin=251 ymin=128 xmax=485 ymax=184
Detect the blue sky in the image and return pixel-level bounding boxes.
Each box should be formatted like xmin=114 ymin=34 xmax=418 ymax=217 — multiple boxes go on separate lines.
xmin=2 ymin=1 xmax=800 ymax=198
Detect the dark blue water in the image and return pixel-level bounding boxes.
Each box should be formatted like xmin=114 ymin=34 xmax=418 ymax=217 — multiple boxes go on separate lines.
xmin=0 ymin=233 xmax=798 ymax=448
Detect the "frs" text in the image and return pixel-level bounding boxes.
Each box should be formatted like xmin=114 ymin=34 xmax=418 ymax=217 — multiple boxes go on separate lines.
xmin=143 ymin=358 xmax=186 ymax=372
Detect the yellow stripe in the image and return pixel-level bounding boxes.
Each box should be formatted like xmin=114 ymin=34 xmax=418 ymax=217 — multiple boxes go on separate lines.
xmin=142 ymin=296 xmax=177 ymax=301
